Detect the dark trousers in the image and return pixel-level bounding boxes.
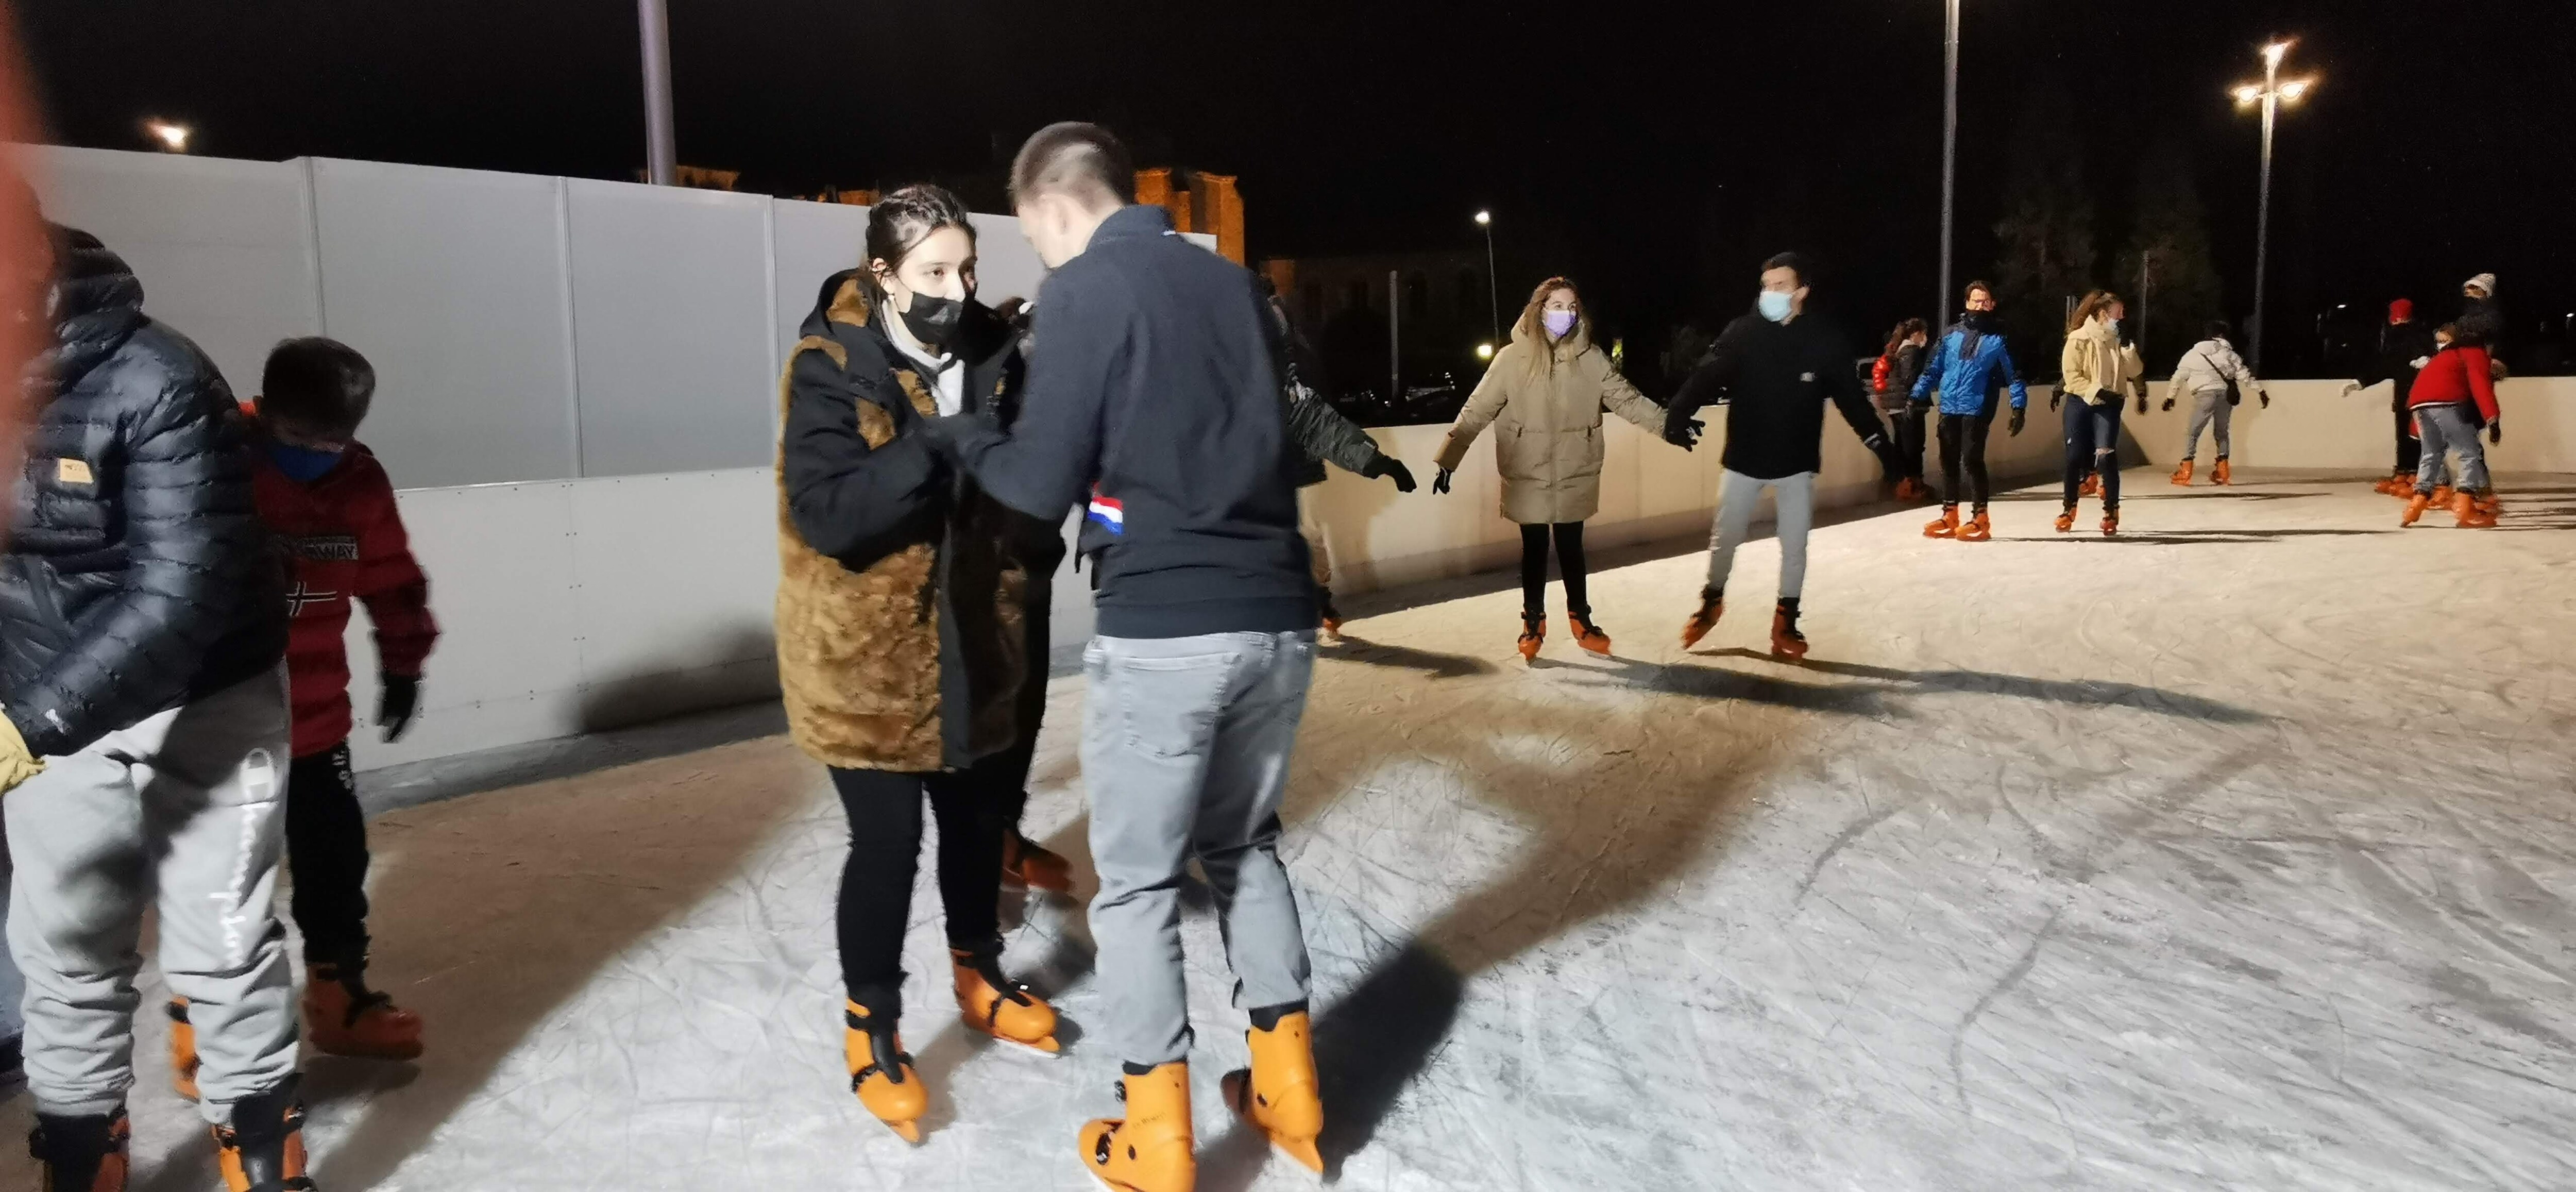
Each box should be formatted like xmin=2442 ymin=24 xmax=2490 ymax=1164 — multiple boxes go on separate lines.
xmin=996 ymin=574 xmax=1052 ymax=834
xmin=2394 ymin=405 xmax=2422 ymax=474
xmin=1937 ymin=397 xmax=1998 ymax=509
xmin=2062 ymin=397 xmax=2124 ymax=509
xmin=1518 ymin=522 xmax=1588 ymax=618
xmin=831 ymin=764 xmax=1009 ymax=1006
xmin=284 ymin=742 xmax=370 ymax=970
xmin=1893 ymin=401 xmax=1929 ymax=481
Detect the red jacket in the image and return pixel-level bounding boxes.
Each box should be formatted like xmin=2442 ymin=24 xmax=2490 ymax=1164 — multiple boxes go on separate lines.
xmin=2407 ymin=343 xmax=2501 ymax=423
xmin=248 ymin=438 xmax=438 ymax=757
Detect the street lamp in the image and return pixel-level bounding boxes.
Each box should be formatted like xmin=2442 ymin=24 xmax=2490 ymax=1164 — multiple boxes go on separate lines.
xmin=2234 ymin=39 xmax=2315 ymax=370
xmin=1473 ymin=210 xmax=1499 ymax=342
xmin=1476 ymin=342 xmax=1495 ymax=362
xmin=144 ymin=119 xmax=191 ymax=153
xmin=1938 ymin=0 xmax=1961 ymax=329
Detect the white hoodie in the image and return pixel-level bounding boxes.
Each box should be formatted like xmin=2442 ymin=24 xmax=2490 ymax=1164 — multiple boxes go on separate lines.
xmin=2168 ymin=338 xmax=2261 ymax=401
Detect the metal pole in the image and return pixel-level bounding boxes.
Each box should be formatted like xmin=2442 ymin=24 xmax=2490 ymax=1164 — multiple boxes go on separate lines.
xmin=1388 ymin=271 xmax=1402 ymax=409
xmin=1482 ymin=225 xmax=1500 ymax=342
xmin=2250 ymin=71 xmax=2277 ymax=370
xmin=638 ymin=0 xmax=677 ymax=186
xmin=1938 ymin=0 xmax=1960 ymax=328
xmin=2138 ymin=249 xmax=2151 ymax=362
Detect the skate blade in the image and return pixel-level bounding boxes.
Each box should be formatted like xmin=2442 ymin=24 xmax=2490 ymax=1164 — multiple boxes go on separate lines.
xmin=1223 ymin=1070 xmax=1326 ymax=1176
xmin=995 ymin=1032 xmax=1062 ymax=1054
xmin=1579 ymin=644 xmax=1612 ymax=658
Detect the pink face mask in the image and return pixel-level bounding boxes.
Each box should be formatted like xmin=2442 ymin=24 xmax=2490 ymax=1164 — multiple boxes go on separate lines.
xmin=1543 ymin=309 xmax=1578 ymax=339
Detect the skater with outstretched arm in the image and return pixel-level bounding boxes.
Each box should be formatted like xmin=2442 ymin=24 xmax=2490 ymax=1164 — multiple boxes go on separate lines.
xmin=920 ymin=122 xmax=1326 ymax=1192
xmin=1909 ymin=280 xmax=2028 ymax=542
xmin=1431 ymin=276 xmax=1672 ymax=660
xmin=1663 ymin=252 xmax=1902 ymax=661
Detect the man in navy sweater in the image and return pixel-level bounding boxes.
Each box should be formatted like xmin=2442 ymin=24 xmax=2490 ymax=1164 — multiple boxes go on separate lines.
xmin=924 ymin=123 xmax=1325 ymax=1191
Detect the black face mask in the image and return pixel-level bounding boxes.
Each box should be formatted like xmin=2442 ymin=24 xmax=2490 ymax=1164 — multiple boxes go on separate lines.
xmin=1964 ymin=310 xmax=2000 ymax=332
xmin=899 ymin=290 xmax=969 ymax=354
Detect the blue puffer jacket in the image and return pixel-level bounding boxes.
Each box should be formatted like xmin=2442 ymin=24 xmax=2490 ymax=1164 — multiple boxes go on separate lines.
xmin=1911 ymin=320 xmax=2029 ymax=415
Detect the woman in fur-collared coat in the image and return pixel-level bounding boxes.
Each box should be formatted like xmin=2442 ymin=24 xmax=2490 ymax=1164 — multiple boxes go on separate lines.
xmin=774 ymin=184 xmax=1064 ymax=1141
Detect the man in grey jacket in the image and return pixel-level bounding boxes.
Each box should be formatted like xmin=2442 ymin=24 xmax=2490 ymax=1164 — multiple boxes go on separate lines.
xmin=2163 ymin=319 xmax=2267 ymax=486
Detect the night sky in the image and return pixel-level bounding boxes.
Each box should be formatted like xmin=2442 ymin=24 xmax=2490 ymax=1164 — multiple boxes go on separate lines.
xmin=19 ymin=0 xmax=2573 ymax=378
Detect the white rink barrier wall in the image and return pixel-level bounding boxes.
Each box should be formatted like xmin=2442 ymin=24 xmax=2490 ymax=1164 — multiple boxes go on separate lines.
xmin=25 ymin=143 xmax=2576 ymax=769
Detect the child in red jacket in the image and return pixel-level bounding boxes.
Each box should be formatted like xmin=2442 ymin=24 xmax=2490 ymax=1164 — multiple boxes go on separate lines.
xmin=170 ymin=338 xmax=438 ymax=1088
xmin=2401 ymin=324 xmax=2503 ymax=528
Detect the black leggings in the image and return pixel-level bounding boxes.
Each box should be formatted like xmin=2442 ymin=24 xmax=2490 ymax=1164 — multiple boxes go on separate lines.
xmin=995 ymin=575 xmax=1053 ymax=835
xmin=284 ymin=742 xmax=371 ymax=970
xmin=831 ymin=763 xmax=1010 ymax=1006
xmin=1937 ymin=398 xmax=1998 ymax=509
xmin=1519 ymin=522 xmax=1588 ymax=618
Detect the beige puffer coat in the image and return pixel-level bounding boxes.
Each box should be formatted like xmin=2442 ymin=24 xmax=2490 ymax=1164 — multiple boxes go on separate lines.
xmin=1434 ymin=325 xmax=1665 ymax=525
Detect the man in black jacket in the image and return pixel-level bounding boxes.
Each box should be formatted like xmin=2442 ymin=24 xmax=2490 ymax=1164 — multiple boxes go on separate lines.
xmin=1662 ymin=252 xmax=1899 ymax=662
xmin=925 ymin=123 xmax=1326 ymax=1187
xmin=2 ymin=225 xmax=309 ymax=1187
xmin=1261 ymin=279 xmax=1416 ymax=632
xmin=2348 ymin=298 xmax=2439 ymax=493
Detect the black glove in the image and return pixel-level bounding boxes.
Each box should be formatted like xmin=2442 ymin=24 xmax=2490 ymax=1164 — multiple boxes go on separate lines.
xmin=2048 ymin=392 xmax=2061 ymax=412
xmin=1663 ymin=418 xmax=1704 ymax=450
xmin=2008 ymin=408 xmax=2025 ymax=437
xmin=1863 ymin=435 xmax=1902 ymax=477
xmin=2488 ymin=419 xmax=2503 ymax=445
xmin=2161 ymin=396 xmax=2176 ymax=412
xmin=1432 ymin=467 xmax=1452 ymax=495
xmin=1377 ymin=459 xmax=1418 ymax=493
xmin=2258 ymin=391 xmax=2270 ymax=409
xmin=2136 ymin=393 xmax=2148 ymax=415
xmin=913 ymin=413 xmax=978 ymax=459
xmin=379 ymin=675 xmax=421 ymax=743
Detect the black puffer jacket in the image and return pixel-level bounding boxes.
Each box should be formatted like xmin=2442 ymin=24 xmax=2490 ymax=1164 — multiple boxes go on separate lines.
xmin=2 ymin=225 xmax=286 ymax=758
xmin=1267 ymin=297 xmax=1394 ymax=488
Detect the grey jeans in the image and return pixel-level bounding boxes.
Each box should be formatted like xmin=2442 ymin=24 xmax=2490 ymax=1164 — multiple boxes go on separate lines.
xmin=6 ymin=665 xmax=297 ymax=1123
xmin=2181 ymin=388 xmax=2232 ymax=461
xmin=1082 ymin=631 xmax=1316 ymax=1067
xmin=1706 ymin=469 xmax=1816 ymax=597
xmin=2413 ymin=403 xmax=2490 ymax=494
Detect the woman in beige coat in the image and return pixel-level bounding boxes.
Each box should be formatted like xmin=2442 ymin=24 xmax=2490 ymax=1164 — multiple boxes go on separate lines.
xmin=1433 ymin=277 xmax=1667 ymax=659
xmin=2055 ymin=289 xmax=2144 ymax=536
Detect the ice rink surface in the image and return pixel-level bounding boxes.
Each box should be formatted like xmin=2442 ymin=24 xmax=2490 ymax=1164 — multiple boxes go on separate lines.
xmin=6 ymin=469 xmax=2571 ymax=1191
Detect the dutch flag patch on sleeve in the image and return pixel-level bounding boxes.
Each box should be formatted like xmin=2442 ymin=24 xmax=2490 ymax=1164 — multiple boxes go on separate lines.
xmin=1086 ymin=492 xmax=1125 ymax=535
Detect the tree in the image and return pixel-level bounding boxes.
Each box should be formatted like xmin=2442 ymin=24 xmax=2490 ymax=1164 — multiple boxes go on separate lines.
xmin=2114 ymin=139 xmax=2226 ymax=380
xmin=1989 ymin=76 xmax=2096 ymax=377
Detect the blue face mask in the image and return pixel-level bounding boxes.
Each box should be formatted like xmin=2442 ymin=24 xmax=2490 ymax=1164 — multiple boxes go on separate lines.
xmin=266 ymin=441 xmax=344 ymax=483
xmin=1758 ymin=291 xmax=1794 ymax=323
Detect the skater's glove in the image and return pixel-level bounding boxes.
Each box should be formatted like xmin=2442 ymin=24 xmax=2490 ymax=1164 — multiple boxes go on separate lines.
xmin=911 ymin=413 xmax=981 ymax=460
xmin=1662 ymin=417 xmax=1704 ymax=450
xmin=2161 ymin=396 xmax=2176 ymax=412
xmin=2341 ymin=382 xmax=2362 ymax=397
xmin=1432 ymin=467 xmax=1453 ymax=495
xmin=2258 ymin=391 xmax=2270 ymax=409
xmin=378 ymin=676 xmax=421 ymax=744
xmin=2008 ymin=409 xmax=2026 ymax=437
xmin=2137 ymin=393 xmax=2149 ymax=415
xmin=2488 ymin=419 xmax=2503 ymax=445
xmin=0 ymin=711 xmax=45 ymax=795
xmin=1374 ymin=458 xmax=1418 ymax=493
xmin=2048 ymin=392 xmax=2061 ymax=413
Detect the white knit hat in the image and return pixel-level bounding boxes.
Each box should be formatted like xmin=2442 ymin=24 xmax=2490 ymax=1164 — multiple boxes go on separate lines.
xmin=2465 ymin=272 xmax=2497 ymax=296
